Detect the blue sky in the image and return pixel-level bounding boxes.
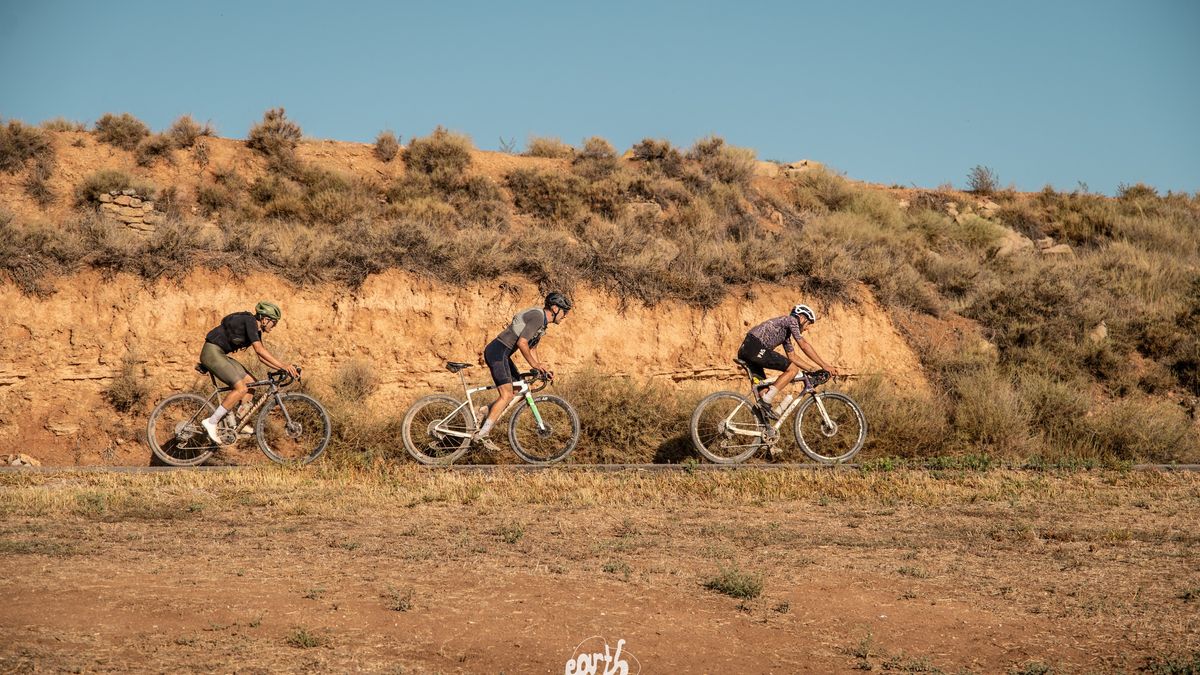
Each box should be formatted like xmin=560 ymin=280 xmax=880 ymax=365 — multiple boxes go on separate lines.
xmin=2 ymin=0 xmax=1197 ymax=195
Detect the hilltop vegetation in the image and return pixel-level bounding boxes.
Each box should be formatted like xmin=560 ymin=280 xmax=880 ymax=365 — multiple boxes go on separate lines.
xmin=1 ymin=110 xmax=1198 ymax=464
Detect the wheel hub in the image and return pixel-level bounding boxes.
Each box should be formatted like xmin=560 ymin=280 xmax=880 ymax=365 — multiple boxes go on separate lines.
xmin=821 ymin=421 xmax=839 ymax=437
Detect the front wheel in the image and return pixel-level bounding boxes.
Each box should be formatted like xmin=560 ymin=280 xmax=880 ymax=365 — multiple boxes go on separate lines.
xmin=793 ymin=392 xmax=867 ymax=464
xmin=255 ymin=393 xmax=332 ymax=465
xmin=146 ymin=394 xmax=217 ymax=467
xmin=401 ymin=394 xmax=472 ymax=465
xmin=689 ymin=391 xmax=765 ymax=464
xmin=508 ymin=395 xmax=579 ymax=465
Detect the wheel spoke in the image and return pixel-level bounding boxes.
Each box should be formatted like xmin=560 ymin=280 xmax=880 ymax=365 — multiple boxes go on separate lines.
xmin=794 ymin=393 xmax=867 ymax=463
xmin=147 ymin=395 xmax=216 ymax=466
xmin=402 ymin=396 xmax=471 ymax=464
xmin=690 ymin=392 xmax=763 ymax=464
xmin=509 ymin=396 xmax=578 ymax=464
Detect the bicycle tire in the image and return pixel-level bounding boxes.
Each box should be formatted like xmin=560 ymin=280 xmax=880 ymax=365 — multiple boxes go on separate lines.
xmin=508 ymin=394 xmax=579 ymax=465
xmin=255 ymin=393 xmax=332 ymax=465
xmin=146 ymin=393 xmax=218 ymax=467
xmin=793 ymin=392 xmax=867 ymax=464
xmin=401 ymin=394 xmax=472 ymax=465
xmin=689 ymin=391 xmax=765 ymax=464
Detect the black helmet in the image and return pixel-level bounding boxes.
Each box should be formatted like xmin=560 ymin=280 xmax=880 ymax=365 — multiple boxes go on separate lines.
xmin=545 ymin=291 xmax=573 ymax=312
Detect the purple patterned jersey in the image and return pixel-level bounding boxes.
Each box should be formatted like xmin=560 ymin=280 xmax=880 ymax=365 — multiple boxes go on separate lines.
xmin=747 ymin=315 xmax=806 ymax=353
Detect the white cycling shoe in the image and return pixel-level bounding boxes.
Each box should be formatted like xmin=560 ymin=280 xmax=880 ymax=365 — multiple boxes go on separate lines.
xmin=201 ymin=419 xmax=223 ymax=445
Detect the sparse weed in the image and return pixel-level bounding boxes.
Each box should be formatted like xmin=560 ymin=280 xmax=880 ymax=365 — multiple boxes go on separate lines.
xmin=373 ymin=130 xmax=400 ymax=162
xmin=703 ymin=566 xmax=763 ymax=599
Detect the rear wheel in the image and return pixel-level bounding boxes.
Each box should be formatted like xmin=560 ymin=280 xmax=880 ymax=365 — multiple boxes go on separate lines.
xmin=689 ymin=391 xmax=765 ymax=464
xmin=146 ymin=394 xmax=217 ymax=467
xmin=401 ymin=395 xmax=472 ymax=465
xmin=255 ymin=393 xmax=332 ymax=465
xmin=793 ymin=392 xmax=867 ymax=464
xmin=508 ymin=395 xmax=579 ymax=465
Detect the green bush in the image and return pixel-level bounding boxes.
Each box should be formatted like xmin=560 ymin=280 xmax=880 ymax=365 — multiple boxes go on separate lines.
xmin=0 ymin=119 xmax=53 ymax=173
xmin=93 ymin=112 xmax=150 ymax=151
xmin=246 ymin=107 xmax=302 ymax=157
xmin=373 ymin=130 xmax=400 ymax=162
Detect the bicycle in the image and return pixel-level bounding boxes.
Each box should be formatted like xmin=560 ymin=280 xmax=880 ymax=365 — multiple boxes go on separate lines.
xmin=400 ymin=362 xmax=580 ymax=465
xmin=146 ymin=363 xmax=331 ymax=466
xmin=689 ymin=359 xmax=867 ymax=464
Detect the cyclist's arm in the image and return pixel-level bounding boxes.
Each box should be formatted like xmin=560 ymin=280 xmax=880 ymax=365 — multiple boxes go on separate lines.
xmin=515 ymin=337 xmax=546 ymax=372
xmin=251 ymin=341 xmax=299 ymax=378
xmin=797 ymin=339 xmax=839 ymax=375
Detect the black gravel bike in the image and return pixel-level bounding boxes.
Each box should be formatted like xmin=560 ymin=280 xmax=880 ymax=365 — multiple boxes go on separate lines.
xmin=146 ymin=364 xmax=331 ymax=466
xmin=690 ymin=359 xmax=867 ymax=464
xmin=400 ymin=362 xmax=580 ymax=465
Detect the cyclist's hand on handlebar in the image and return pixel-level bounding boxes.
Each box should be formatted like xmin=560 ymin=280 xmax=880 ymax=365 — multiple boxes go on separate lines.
xmin=285 ymin=363 xmax=300 ymax=379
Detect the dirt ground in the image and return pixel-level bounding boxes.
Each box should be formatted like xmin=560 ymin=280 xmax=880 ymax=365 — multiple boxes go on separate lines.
xmin=1 ymin=468 xmax=1197 ymax=674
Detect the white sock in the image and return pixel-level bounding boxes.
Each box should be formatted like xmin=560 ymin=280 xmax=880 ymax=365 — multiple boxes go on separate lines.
xmin=207 ymin=406 xmax=228 ymax=424
xmin=761 ymin=386 xmax=778 ymax=404
xmin=479 ymin=419 xmax=494 ymax=436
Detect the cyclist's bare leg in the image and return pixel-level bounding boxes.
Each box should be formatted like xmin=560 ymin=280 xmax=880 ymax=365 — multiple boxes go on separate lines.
xmin=478 ymin=383 xmax=514 ymax=437
xmin=763 ymin=362 xmax=801 ymax=403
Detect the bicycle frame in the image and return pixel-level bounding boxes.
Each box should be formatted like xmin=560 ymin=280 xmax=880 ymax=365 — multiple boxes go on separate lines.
xmin=721 ymin=373 xmax=837 ymax=441
xmin=198 ymin=372 xmax=292 ymax=438
xmin=433 ymin=369 xmax=548 ymax=439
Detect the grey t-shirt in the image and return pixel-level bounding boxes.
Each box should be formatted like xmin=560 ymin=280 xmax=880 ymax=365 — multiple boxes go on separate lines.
xmin=496 ymin=307 xmax=547 ymax=349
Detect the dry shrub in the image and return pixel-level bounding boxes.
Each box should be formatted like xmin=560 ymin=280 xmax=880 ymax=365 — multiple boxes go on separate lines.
xmin=402 ymin=126 xmax=473 ymax=187
xmin=247 ymin=107 xmax=302 ymax=158
xmin=23 ymin=154 xmax=56 ymax=206
xmin=789 ymin=167 xmax=853 ymax=212
xmin=849 ymin=375 xmax=950 ymax=458
xmin=846 ymin=190 xmax=904 ymax=229
xmin=0 ymin=119 xmax=53 ymax=173
xmin=948 ymin=367 xmax=1032 ymax=454
xmin=911 ymin=210 xmax=1002 ymax=252
xmin=505 ymin=168 xmax=588 ymax=222
xmin=966 ymin=165 xmax=999 ymax=195
xmin=631 ymin=138 xmax=685 ymax=178
xmin=166 ymin=115 xmax=213 ymax=148
xmin=573 ymin=136 xmax=620 ymax=180
xmin=73 ymin=169 xmax=155 ymax=208
xmin=135 ymin=133 xmax=175 ymax=167
xmin=525 ymin=136 xmax=574 ymax=159
xmin=332 ymin=359 xmax=379 ymax=402
xmin=688 ymin=136 xmax=756 ymax=186
xmin=1083 ymin=395 xmax=1199 ymax=462
xmin=105 ymin=353 xmax=149 ymax=413
xmin=1014 ymin=370 xmax=1090 ymax=441
xmin=93 ymin=112 xmax=150 ymax=151
xmin=385 ymin=197 xmax=459 ymax=227
xmin=557 ymin=370 xmax=697 ymax=463
xmin=373 ymin=130 xmax=400 ymax=162
xmin=40 ymin=117 xmax=87 ymax=132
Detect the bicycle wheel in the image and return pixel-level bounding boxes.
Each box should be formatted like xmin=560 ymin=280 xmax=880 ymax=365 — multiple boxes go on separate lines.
xmin=146 ymin=394 xmax=218 ymax=467
xmin=690 ymin=391 xmax=765 ymax=464
xmin=401 ymin=394 xmax=472 ymax=465
xmin=508 ymin=394 xmax=579 ymax=465
xmin=255 ymin=393 xmax=332 ymax=465
xmin=793 ymin=392 xmax=867 ymax=464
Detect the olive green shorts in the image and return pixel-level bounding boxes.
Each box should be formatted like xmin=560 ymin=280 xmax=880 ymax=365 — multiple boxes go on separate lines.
xmin=200 ymin=342 xmax=251 ymax=387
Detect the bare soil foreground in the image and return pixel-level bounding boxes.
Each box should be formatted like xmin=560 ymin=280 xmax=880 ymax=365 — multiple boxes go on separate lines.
xmin=1 ymin=468 xmax=1197 ymax=674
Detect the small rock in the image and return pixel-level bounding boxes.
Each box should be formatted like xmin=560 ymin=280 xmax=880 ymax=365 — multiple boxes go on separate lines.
xmin=142 ymin=202 xmax=155 ymax=212
xmin=1088 ymin=321 xmax=1108 ymax=343
xmin=120 ymin=189 xmax=136 ymax=196
xmin=1036 ymin=237 xmax=1055 ymax=250
xmin=114 ymin=195 xmax=133 ymax=206
xmin=129 ymin=197 xmax=143 ymax=207
xmin=98 ymin=193 xmax=113 ymax=203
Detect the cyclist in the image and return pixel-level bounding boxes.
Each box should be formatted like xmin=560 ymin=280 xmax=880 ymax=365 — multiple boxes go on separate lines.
xmin=199 ymin=301 xmax=299 ymax=444
xmin=475 ymin=291 xmax=573 ymax=446
xmin=738 ymin=304 xmax=840 ymax=419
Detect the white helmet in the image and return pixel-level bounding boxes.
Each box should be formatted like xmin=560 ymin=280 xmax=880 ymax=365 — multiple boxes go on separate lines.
xmin=791 ymin=304 xmax=816 ymax=323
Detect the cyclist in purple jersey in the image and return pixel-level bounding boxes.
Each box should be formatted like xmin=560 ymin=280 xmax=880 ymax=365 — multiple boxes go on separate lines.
xmin=737 ymin=304 xmax=840 ymax=418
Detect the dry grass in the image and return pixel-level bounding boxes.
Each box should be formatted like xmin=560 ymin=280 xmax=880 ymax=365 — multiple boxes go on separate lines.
xmin=525 ymin=136 xmax=574 ymax=159
xmin=246 ymin=108 xmax=302 ymax=158
xmin=166 ymin=115 xmax=214 ymax=149
xmin=372 ymin=130 xmax=400 ymax=162
xmin=0 ymin=119 xmax=54 ymax=173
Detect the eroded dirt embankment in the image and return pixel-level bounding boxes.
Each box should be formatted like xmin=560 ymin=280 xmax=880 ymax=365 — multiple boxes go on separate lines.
xmin=0 ymin=269 xmax=926 ymax=464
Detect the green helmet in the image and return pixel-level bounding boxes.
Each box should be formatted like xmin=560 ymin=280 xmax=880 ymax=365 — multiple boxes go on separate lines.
xmin=255 ymin=300 xmax=282 ymax=321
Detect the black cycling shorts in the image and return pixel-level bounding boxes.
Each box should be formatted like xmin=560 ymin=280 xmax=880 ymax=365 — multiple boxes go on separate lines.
xmin=483 ymin=338 xmax=521 ymax=387
xmin=737 ymin=333 xmax=790 ymax=378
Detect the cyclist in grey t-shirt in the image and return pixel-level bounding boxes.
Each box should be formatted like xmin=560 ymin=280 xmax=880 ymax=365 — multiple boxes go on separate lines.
xmin=476 ymin=291 xmax=573 ymax=444
xmin=738 ymin=304 xmax=840 ymax=419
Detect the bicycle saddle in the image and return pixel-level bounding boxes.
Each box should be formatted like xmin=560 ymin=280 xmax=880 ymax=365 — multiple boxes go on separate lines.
xmin=195 ymin=362 xmax=211 ymax=375
xmin=445 ymin=361 xmax=473 ymax=373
